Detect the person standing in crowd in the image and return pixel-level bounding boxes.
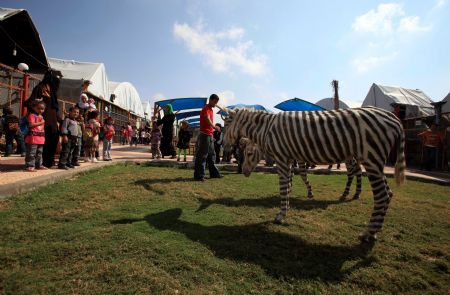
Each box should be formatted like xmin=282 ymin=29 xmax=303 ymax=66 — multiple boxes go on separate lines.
xmin=83 ymin=111 xmax=100 ymax=163
xmin=150 ymin=121 xmax=162 ymax=159
xmin=77 ymin=93 xmax=90 ymax=115
xmin=194 ymin=94 xmax=222 ymax=181
xmin=58 ymin=106 xmax=80 ymax=170
xmin=27 ymin=70 xmax=61 ymax=168
xmin=121 ymin=125 xmax=127 ymax=145
xmin=130 ymin=126 xmax=138 ymax=146
xmin=213 ymin=123 xmax=223 ymax=164
xmin=140 ymin=128 xmax=146 ymax=144
xmin=73 ymin=113 xmax=84 ymax=166
xmin=24 ymin=101 xmax=47 ymax=172
xmin=102 ymin=117 xmax=115 ymax=161
xmin=156 ymin=104 xmax=177 ymax=158
xmin=419 ymin=123 xmax=444 ymax=171
xmin=176 ymin=121 xmax=192 ymax=162
xmin=1 ymin=107 xmax=26 ymax=157
xmin=126 ymin=122 xmax=133 ymax=145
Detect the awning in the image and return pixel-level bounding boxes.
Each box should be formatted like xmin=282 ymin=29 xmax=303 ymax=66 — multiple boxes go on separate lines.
xmin=274 ymin=98 xmax=325 ymax=111
xmin=176 ymin=110 xmax=201 ymax=120
xmin=185 ymin=117 xmax=200 ymax=123
xmin=156 ymin=97 xmax=207 ymax=111
xmin=217 ymin=103 xmax=271 ymax=115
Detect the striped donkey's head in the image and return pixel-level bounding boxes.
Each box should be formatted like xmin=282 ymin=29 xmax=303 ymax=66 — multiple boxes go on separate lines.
xmin=239 ymin=138 xmax=263 ymax=177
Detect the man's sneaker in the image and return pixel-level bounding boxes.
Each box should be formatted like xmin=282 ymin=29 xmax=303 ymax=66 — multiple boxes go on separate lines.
xmin=36 ymin=166 xmax=49 ymax=170
xmin=25 ymin=167 xmax=36 ymax=172
xmin=92 ymin=158 xmax=99 ymax=163
xmin=58 ymin=165 xmax=69 ymax=170
xmin=67 ymin=164 xmax=75 ymax=169
xmin=72 ymin=162 xmax=81 ymax=166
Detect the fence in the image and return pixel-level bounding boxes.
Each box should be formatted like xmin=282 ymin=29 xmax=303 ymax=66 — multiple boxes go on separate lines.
xmin=0 ymin=63 xmax=41 ymax=116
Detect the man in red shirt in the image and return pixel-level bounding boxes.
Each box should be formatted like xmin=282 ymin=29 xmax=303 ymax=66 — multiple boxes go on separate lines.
xmin=418 ymin=123 xmax=444 ymax=170
xmin=194 ymin=94 xmax=222 ymax=181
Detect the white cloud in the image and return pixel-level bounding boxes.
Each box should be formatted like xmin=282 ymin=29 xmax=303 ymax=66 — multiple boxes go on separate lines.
xmin=216 ymin=90 xmax=237 ymax=107
xmin=398 ymin=16 xmax=432 ymax=32
xmin=352 ymin=3 xmax=431 ymax=34
xmin=352 ymin=53 xmax=398 ymax=73
xmin=173 ymin=22 xmax=268 ymax=77
xmin=435 ymin=0 xmax=447 ymax=8
xmin=352 ymin=3 xmax=404 ymax=34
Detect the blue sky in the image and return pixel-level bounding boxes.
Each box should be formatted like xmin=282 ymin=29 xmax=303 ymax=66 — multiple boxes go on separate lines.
xmin=3 ymin=0 xmax=450 ymax=109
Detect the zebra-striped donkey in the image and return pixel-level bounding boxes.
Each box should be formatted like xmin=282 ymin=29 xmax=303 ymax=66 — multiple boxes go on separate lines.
xmin=238 ymin=138 xmax=363 ymax=200
xmin=223 ymin=107 xmax=405 ymax=242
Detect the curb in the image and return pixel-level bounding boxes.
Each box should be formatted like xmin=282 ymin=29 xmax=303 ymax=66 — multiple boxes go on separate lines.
xmin=0 ymin=160 xmax=138 ymax=200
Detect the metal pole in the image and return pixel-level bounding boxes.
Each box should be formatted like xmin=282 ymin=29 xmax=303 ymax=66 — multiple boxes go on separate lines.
xmin=21 ymin=73 xmax=29 ymax=116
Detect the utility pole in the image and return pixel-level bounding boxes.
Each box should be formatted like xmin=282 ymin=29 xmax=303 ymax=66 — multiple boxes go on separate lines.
xmin=332 ymin=80 xmax=339 ymax=110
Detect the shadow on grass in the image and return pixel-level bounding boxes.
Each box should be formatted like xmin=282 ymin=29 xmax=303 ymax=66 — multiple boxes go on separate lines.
xmin=111 ymin=208 xmax=374 ymax=281
xmin=134 ymin=177 xmax=193 ymax=195
xmin=196 ymin=196 xmax=352 ymax=212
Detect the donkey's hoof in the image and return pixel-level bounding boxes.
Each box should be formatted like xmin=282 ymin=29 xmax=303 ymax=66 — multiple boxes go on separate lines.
xmin=307 ymin=194 xmax=314 ymax=199
xmin=273 ymin=214 xmax=284 ymax=224
xmin=339 ymin=195 xmax=347 ymax=201
xmin=358 ymin=231 xmax=377 ymax=243
xmin=352 ymin=194 xmax=361 ymax=200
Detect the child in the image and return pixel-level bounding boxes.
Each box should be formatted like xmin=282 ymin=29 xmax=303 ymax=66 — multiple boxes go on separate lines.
xmin=130 ymin=126 xmax=138 ymax=146
xmin=121 ymin=126 xmax=127 ymax=145
xmin=176 ymin=121 xmax=192 ymax=162
xmin=83 ymin=111 xmax=100 ymax=163
xmin=102 ymin=117 xmax=115 ymax=161
xmin=58 ymin=106 xmax=80 ymax=169
xmin=150 ymin=121 xmax=162 ymax=159
xmin=24 ymin=101 xmax=47 ymax=172
xmin=73 ymin=113 xmax=84 ymax=166
xmin=140 ymin=129 xmax=146 ymax=144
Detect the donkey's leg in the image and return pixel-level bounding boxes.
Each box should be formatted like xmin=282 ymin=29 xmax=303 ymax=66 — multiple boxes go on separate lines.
xmin=299 ymin=162 xmax=314 ymax=198
xmin=287 ymin=163 xmax=294 ymax=195
xmin=384 ymin=176 xmax=394 ymax=207
xmin=359 ymin=163 xmax=391 ymax=242
xmin=274 ymin=162 xmax=292 ymax=224
xmin=353 ymin=165 xmax=363 ymax=200
xmin=340 ymin=164 xmax=354 ymax=200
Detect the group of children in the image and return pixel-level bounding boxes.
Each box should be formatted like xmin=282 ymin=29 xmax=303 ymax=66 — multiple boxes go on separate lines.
xmin=22 ymin=96 xmax=116 ymax=172
xmin=14 ymin=96 xmax=194 ymax=171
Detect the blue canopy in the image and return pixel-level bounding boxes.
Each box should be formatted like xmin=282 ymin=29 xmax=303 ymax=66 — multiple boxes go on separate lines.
xmin=189 ymin=122 xmax=200 ymax=128
xmin=185 ymin=117 xmax=200 ymax=123
xmin=217 ymin=103 xmax=271 ymax=115
xmin=156 ymin=97 xmax=207 ymax=112
xmin=274 ymin=98 xmax=325 ymax=111
xmin=175 ymin=110 xmax=201 ymax=120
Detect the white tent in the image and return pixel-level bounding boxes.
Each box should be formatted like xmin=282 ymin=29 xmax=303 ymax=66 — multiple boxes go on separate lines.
xmin=49 ymin=57 xmax=109 ymax=100
xmin=109 ymin=81 xmax=144 ymax=117
xmin=362 ymin=83 xmax=434 ymax=118
xmin=142 ymin=101 xmax=152 ymax=117
xmin=316 ymin=98 xmax=351 ymax=110
xmin=441 ymin=92 xmax=450 ymax=114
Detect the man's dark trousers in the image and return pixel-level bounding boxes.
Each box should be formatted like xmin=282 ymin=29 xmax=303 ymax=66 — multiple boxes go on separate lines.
xmin=194 ymin=133 xmax=221 ymax=180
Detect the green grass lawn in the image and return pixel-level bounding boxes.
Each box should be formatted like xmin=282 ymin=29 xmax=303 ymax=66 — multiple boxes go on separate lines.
xmin=0 ymin=164 xmax=449 ymax=294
